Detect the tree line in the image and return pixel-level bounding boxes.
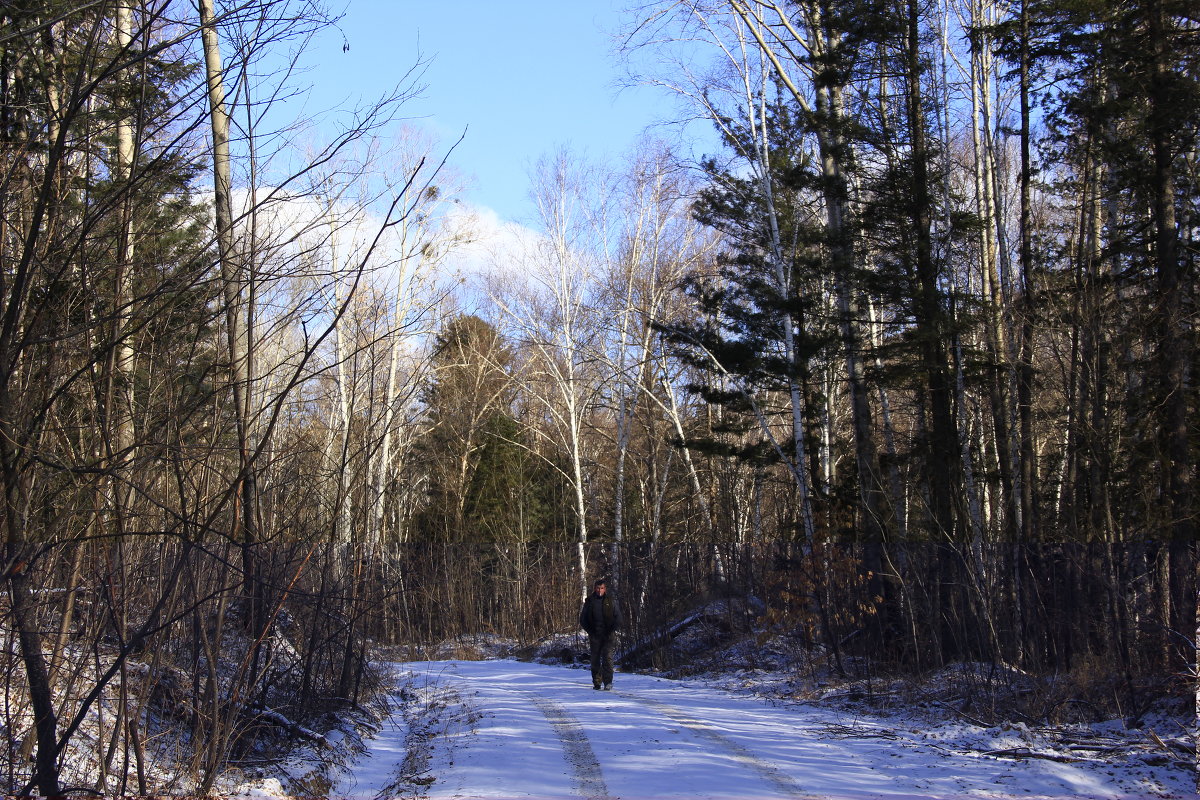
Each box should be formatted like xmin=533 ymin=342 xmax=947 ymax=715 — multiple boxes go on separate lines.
xmin=0 ymin=0 xmax=1194 ymax=795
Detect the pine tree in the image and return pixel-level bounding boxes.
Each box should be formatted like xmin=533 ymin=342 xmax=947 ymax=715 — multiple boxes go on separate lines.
xmin=416 ymin=314 xmax=552 ymax=544
xmin=662 ymin=96 xmax=837 ymax=540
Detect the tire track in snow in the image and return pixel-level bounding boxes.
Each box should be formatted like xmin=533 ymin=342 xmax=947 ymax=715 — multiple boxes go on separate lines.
xmin=616 ymin=689 xmax=815 ymax=800
xmin=523 ymin=692 xmax=613 ymax=800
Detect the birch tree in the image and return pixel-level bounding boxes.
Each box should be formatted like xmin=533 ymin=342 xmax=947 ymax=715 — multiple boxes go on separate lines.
xmin=598 ymin=144 xmax=718 ymax=587
xmin=488 ymin=153 xmax=604 ymax=595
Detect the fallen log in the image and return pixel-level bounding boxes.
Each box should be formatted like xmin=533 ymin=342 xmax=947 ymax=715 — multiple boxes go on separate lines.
xmin=618 ymin=598 xmax=763 ymax=667
xmin=979 ymin=747 xmax=1087 ymax=763
xmin=248 ymin=703 xmax=332 ymax=749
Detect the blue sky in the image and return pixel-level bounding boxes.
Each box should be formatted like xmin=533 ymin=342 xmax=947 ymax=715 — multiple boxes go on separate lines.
xmin=301 ymin=1 xmax=697 ymax=224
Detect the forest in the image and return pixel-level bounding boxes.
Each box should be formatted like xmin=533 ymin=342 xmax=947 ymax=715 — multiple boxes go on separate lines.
xmin=0 ymin=0 xmax=1195 ymax=795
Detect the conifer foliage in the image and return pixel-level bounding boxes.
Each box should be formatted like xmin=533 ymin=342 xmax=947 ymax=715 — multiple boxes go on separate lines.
xmin=628 ymin=0 xmax=1195 ymax=710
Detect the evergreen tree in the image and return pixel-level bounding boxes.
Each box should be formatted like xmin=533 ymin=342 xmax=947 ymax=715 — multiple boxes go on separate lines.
xmin=994 ymin=0 xmax=1199 ymax=542
xmin=661 ymin=95 xmax=839 ymax=539
xmin=415 ymin=314 xmax=551 ymax=544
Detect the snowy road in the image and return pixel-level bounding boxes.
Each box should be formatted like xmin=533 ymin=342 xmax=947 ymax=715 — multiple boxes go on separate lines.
xmin=328 ymin=660 xmax=1188 ymax=800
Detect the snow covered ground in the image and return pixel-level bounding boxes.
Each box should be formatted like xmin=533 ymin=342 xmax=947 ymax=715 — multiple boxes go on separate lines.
xmin=319 ymin=659 xmax=1192 ymax=800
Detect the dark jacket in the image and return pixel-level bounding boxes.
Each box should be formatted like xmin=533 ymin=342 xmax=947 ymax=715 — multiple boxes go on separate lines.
xmin=579 ymin=591 xmax=616 ymax=637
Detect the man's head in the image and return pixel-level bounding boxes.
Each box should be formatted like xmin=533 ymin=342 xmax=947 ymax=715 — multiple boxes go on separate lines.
xmin=594 ymin=579 xmax=607 ymax=596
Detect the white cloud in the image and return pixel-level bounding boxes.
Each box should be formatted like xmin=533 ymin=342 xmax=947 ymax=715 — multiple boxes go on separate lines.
xmin=438 ymin=202 xmax=546 ymax=297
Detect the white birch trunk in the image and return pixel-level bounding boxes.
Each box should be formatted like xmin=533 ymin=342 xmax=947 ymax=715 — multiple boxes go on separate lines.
xmin=370 ymin=221 xmax=421 ymax=546
xmin=753 ymin=70 xmax=817 ymax=545
xmin=331 ymin=223 xmax=354 ymax=550
xmin=114 ymin=2 xmax=136 ymax=460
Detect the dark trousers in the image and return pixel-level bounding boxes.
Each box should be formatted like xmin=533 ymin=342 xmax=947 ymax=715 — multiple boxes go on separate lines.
xmin=588 ymin=633 xmax=614 ymax=686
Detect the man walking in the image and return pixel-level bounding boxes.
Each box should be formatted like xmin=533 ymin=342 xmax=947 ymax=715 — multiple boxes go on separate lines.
xmin=579 ymin=578 xmax=617 ymax=690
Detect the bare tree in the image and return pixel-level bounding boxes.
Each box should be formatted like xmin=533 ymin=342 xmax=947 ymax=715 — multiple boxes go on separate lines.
xmin=487 ymin=153 xmax=606 ymax=595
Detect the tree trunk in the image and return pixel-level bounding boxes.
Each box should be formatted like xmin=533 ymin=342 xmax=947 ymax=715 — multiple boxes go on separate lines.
xmin=1146 ymin=0 xmax=1193 ymax=544
xmin=1016 ymin=0 xmax=1039 ymax=542
xmin=113 ymin=1 xmax=137 ymax=463
xmin=199 ymin=0 xmax=261 ymax=632
xmin=8 ymin=565 xmax=59 ymax=797
xmin=906 ymin=0 xmax=959 ymax=540
xmin=969 ymin=0 xmax=1016 ymax=539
